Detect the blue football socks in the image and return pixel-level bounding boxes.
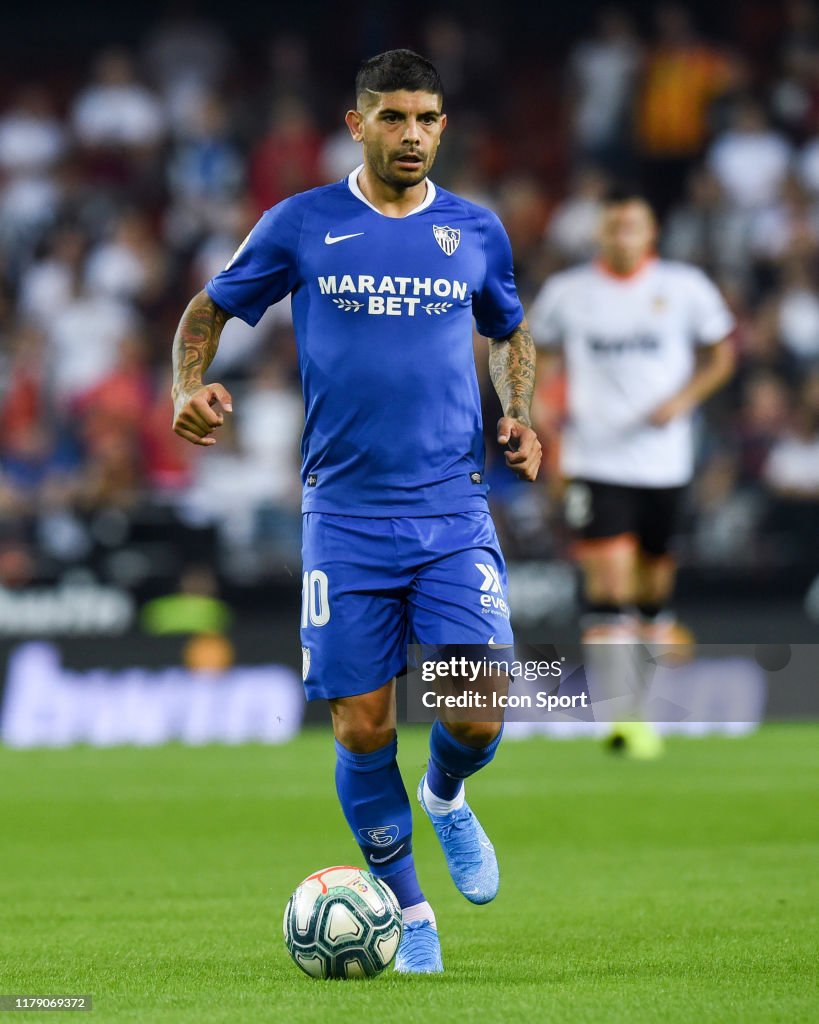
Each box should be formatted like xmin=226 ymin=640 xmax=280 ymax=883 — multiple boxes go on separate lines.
xmin=426 ymin=719 xmax=503 ymax=802
xmin=334 ymin=737 xmax=424 ymax=909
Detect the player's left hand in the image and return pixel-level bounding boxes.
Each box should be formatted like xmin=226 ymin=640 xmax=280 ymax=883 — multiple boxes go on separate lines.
xmin=497 ymin=418 xmax=542 ymax=481
xmin=648 ymin=395 xmax=690 ymax=427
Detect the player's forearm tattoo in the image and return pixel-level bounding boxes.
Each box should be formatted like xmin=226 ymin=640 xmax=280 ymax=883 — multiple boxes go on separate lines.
xmin=171 ymin=290 xmax=231 ymax=402
xmin=488 ymin=319 xmax=536 ymax=426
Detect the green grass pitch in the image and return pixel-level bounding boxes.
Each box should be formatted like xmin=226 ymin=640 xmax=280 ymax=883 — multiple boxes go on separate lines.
xmin=1 ymin=725 xmax=817 ymax=1023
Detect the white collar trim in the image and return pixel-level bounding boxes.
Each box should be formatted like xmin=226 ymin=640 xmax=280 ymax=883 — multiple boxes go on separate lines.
xmin=347 ymin=164 xmax=437 ymax=217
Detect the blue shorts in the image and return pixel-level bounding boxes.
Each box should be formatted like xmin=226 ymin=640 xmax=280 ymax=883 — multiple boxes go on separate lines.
xmin=300 ymin=511 xmax=514 ymax=701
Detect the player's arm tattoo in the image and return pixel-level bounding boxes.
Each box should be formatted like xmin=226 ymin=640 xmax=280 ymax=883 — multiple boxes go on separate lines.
xmin=171 ymin=290 xmax=232 ymax=403
xmin=488 ymin=318 xmax=536 ymax=427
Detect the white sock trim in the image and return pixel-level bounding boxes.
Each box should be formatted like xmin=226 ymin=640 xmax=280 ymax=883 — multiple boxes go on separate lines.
xmin=423 ymin=775 xmax=465 ymax=816
xmin=402 ymin=901 xmax=436 ymax=927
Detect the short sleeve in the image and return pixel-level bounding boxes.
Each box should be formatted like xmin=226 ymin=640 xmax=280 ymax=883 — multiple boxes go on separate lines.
xmin=205 ymin=197 xmax=304 ymax=327
xmin=529 ymin=275 xmax=566 ymax=348
xmin=686 ymin=268 xmax=735 ymax=345
xmin=472 ymin=210 xmax=524 ymax=338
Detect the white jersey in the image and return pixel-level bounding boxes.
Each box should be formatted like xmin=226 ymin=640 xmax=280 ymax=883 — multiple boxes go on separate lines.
xmin=530 ymin=258 xmax=734 ymax=487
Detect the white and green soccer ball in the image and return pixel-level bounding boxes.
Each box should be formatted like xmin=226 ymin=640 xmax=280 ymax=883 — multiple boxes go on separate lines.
xmin=283 ymin=865 xmax=402 ymax=979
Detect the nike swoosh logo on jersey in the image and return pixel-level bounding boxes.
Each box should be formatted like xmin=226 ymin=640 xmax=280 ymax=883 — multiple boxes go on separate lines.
xmin=324 ymin=231 xmax=365 ymax=245
xmin=369 ymin=843 xmax=406 ymax=865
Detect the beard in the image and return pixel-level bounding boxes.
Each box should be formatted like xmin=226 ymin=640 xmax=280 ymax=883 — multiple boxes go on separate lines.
xmin=372 ymin=147 xmax=433 ymax=189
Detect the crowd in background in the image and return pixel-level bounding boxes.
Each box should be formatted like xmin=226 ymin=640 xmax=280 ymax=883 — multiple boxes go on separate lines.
xmin=1 ymin=0 xmax=818 ymax=591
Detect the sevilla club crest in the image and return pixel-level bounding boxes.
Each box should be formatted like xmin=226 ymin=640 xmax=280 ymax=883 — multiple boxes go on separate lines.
xmin=433 ymin=224 xmax=460 ymax=256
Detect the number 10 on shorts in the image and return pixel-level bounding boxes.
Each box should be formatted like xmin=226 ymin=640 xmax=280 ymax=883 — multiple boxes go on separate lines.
xmin=302 ymin=570 xmax=331 ymax=627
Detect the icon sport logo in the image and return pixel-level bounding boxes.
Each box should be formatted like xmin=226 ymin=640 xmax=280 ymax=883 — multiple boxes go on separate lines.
xmin=433 ymin=225 xmax=460 ymax=255
xmin=358 ymin=825 xmax=400 ymax=847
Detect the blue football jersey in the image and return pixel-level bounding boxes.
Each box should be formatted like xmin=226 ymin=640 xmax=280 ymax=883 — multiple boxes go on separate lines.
xmin=206 ymin=166 xmax=524 ymax=515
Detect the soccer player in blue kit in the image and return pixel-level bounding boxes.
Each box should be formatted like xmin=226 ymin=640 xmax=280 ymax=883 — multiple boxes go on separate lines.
xmin=171 ymin=50 xmax=540 ymax=973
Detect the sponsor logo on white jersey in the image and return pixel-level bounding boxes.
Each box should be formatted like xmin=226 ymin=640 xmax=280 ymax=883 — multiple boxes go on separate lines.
xmin=588 ymin=333 xmax=661 ymax=355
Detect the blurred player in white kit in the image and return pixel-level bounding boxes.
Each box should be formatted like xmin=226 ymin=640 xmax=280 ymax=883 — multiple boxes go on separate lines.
xmin=530 ymin=191 xmax=735 ymax=757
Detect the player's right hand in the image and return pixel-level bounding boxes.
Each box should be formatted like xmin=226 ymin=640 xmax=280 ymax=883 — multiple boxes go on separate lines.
xmin=172 ymin=383 xmax=233 ymax=446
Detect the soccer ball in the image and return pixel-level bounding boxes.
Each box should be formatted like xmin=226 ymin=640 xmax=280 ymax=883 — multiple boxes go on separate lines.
xmin=283 ymin=865 xmax=402 ymax=979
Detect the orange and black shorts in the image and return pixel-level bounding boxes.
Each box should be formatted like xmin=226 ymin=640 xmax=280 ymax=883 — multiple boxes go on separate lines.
xmin=563 ymin=479 xmax=686 ymax=557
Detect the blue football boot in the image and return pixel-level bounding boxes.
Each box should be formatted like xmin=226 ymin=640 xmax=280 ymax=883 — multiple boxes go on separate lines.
xmin=393 ymin=920 xmax=444 ymax=974
xmin=417 ymin=773 xmax=499 ymax=904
